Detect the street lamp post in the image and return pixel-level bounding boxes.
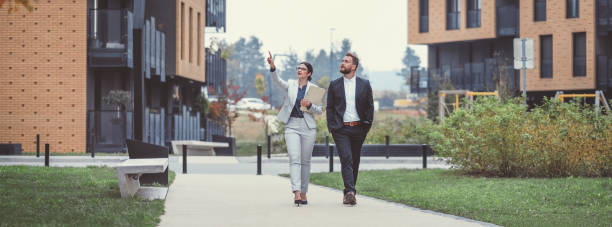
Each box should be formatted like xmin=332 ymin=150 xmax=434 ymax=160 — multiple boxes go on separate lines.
xmin=330 ymin=28 xmax=335 ymax=79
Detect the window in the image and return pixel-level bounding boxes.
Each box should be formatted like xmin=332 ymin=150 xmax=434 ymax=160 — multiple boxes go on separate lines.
xmin=573 ymin=32 xmax=586 ymax=77
xmin=567 ymin=0 xmax=579 ymax=18
xmin=466 ymin=0 xmax=481 ymax=28
xmin=197 ymin=12 xmax=201 ymax=66
xmin=540 ymin=35 xmax=553 ymax=78
xmin=189 ymin=7 xmax=193 ymax=63
xmin=534 ymin=0 xmax=546 ymax=21
xmin=419 ymin=0 xmax=428 ymax=33
xmin=181 ymin=2 xmax=184 ymax=60
xmin=446 ymin=0 xmax=460 ymax=30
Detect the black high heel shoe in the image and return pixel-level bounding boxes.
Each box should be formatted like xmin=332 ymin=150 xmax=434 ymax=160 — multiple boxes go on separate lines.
xmin=294 ymin=200 xmax=301 ymax=206
xmin=300 ymin=200 xmax=308 ymax=205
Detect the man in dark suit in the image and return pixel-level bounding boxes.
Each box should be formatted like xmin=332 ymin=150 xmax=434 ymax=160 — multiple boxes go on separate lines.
xmin=326 ymin=53 xmax=374 ymax=205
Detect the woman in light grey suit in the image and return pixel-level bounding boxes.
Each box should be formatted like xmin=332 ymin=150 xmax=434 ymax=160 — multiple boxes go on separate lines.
xmin=267 ymin=52 xmax=323 ymax=206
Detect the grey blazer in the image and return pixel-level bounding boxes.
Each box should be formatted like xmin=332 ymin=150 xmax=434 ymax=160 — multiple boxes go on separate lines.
xmin=271 ymin=70 xmax=323 ymax=129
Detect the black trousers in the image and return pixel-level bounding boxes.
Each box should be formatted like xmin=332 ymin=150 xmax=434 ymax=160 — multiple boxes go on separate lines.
xmin=331 ymin=124 xmax=368 ymax=195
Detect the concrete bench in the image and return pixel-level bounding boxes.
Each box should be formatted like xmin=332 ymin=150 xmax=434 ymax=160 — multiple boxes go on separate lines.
xmin=115 ymin=158 xmax=168 ymax=200
xmin=171 ymin=140 xmax=229 ymax=156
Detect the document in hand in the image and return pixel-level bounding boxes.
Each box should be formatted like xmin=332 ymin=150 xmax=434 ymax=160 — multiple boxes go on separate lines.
xmin=300 ymin=86 xmax=326 ymax=111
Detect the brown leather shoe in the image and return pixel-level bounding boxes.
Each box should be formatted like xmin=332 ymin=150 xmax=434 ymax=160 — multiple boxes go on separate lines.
xmin=345 ymin=192 xmax=356 ymax=205
xmin=343 ymin=193 xmax=350 ymax=204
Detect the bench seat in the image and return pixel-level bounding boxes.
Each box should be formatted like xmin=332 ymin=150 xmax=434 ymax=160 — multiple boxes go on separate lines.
xmin=115 ymin=158 xmax=168 ymax=200
xmin=171 ymin=140 xmax=229 ymax=156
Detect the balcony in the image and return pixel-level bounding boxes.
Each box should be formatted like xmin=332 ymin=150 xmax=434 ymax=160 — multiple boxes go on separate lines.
xmin=446 ymin=12 xmax=460 ymax=30
xmin=417 ymin=59 xmax=518 ymax=93
xmin=205 ymin=48 xmax=227 ymax=96
xmin=467 ymin=9 xmax=481 ymax=28
xmin=497 ymin=6 xmax=518 ymax=36
xmin=598 ymin=0 xmax=612 ymax=35
xmin=88 ymin=9 xmax=133 ymax=68
xmin=597 ymin=56 xmax=612 ymax=88
xmin=206 ymin=0 xmax=226 ymax=32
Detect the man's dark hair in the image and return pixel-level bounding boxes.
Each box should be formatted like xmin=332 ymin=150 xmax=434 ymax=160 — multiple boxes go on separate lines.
xmin=345 ymin=53 xmax=359 ymax=70
xmin=300 ymin=61 xmax=313 ymax=81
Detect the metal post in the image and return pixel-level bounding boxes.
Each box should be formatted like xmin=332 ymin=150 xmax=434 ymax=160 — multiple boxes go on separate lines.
xmin=36 ymin=134 xmax=40 ymax=158
xmin=182 ymin=144 xmax=187 ymax=174
xmin=44 ymin=143 xmax=49 ymax=167
xmin=91 ymin=133 xmax=95 ymax=158
xmin=267 ymin=135 xmax=271 ymax=159
xmin=325 ymin=135 xmax=329 ymax=159
xmin=522 ymin=39 xmax=527 ymax=105
xmin=422 ymin=144 xmax=427 ymax=169
xmin=329 ymin=145 xmax=334 ymax=172
xmin=595 ymin=91 xmax=601 ymax=116
xmin=385 ymin=135 xmax=390 ymax=159
xmin=257 ymin=144 xmax=262 ymax=175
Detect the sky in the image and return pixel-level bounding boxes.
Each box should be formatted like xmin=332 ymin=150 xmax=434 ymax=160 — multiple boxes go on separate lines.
xmin=207 ymin=0 xmax=428 ymax=73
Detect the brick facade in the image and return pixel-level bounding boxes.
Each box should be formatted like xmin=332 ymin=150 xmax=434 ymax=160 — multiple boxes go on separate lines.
xmin=408 ymin=0 xmax=496 ymax=45
xmin=520 ymin=0 xmax=596 ymax=91
xmin=0 ymin=1 xmax=87 ymax=153
xmin=408 ymin=0 xmax=597 ymax=92
xmin=176 ymin=0 xmax=206 ymax=83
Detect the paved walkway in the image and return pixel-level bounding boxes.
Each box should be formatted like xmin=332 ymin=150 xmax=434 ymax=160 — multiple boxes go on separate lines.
xmin=0 ymin=155 xmax=497 ymax=226
xmin=159 ymin=173 xmax=496 ymax=227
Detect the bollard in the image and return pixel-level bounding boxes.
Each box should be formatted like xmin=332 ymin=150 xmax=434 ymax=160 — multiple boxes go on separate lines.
xmin=385 ymin=135 xmax=390 ymax=159
xmin=422 ymin=144 xmax=427 ymax=169
xmin=44 ymin=143 xmax=49 ymax=167
xmin=91 ymin=139 xmax=95 ymax=158
xmin=182 ymin=145 xmax=187 ymax=174
xmin=267 ymin=135 xmax=271 ymax=159
xmin=36 ymin=134 xmax=40 ymax=158
xmin=325 ymin=135 xmax=329 ymax=159
xmin=329 ymin=145 xmax=334 ymax=172
xmin=257 ymin=144 xmax=262 ymax=175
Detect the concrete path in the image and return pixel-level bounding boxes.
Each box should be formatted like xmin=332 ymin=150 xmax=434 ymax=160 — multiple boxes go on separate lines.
xmin=159 ymin=173 xmax=496 ymax=227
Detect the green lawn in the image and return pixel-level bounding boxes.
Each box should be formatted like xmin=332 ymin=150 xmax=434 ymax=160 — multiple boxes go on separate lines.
xmin=310 ymin=169 xmax=612 ymax=227
xmin=0 ymin=166 xmax=174 ymax=226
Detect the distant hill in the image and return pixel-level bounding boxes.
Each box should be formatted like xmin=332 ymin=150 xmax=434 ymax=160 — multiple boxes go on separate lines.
xmin=368 ymin=70 xmax=406 ymax=92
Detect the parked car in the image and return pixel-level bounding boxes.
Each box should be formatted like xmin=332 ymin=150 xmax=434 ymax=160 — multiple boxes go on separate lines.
xmin=236 ymin=98 xmax=271 ymax=110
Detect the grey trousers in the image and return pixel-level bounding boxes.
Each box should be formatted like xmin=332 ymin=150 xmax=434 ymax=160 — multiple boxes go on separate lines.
xmin=284 ymin=117 xmax=316 ymax=193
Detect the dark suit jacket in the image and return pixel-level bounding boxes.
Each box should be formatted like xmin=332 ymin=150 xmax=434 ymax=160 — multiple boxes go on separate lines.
xmin=326 ymin=76 xmax=374 ymax=132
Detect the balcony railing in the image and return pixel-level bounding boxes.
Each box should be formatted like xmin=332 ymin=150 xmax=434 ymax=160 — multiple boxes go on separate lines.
xmin=413 ymin=59 xmax=519 ymax=93
xmin=497 ymin=6 xmax=518 ymax=36
xmin=598 ymin=0 xmax=612 ymax=34
xmin=88 ymin=9 xmax=133 ymax=68
xmin=597 ymin=56 xmax=612 ymax=88
xmin=205 ymin=48 xmax=227 ymax=96
xmin=446 ymin=12 xmax=460 ymax=30
xmin=206 ymin=0 xmax=226 ymax=32
xmin=419 ymin=15 xmax=429 ymax=32
xmin=467 ymin=9 xmax=481 ymax=28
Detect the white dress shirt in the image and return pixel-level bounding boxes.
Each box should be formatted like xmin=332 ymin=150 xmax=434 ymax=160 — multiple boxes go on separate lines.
xmin=343 ymin=76 xmax=360 ymax=122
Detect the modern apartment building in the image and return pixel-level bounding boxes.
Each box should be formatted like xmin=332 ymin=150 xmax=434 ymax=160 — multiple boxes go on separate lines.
xmin=0 ymin=0 xmax=227 ymax=153
xmin=408 ymin=0 xmax=612 ymax=103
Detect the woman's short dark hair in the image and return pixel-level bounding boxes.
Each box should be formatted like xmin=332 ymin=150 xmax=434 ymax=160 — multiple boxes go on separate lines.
xmin=300 ymin=61 xmax=313 ymax=81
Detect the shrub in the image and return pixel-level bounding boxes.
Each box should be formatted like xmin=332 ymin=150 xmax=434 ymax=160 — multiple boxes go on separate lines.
xmin=432 ymin=97 xmax=612 ymax=177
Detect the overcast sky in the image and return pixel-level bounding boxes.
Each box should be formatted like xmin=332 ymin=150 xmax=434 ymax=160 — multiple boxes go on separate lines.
xmin=207 ymin=0 xmax=427 ymax=72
